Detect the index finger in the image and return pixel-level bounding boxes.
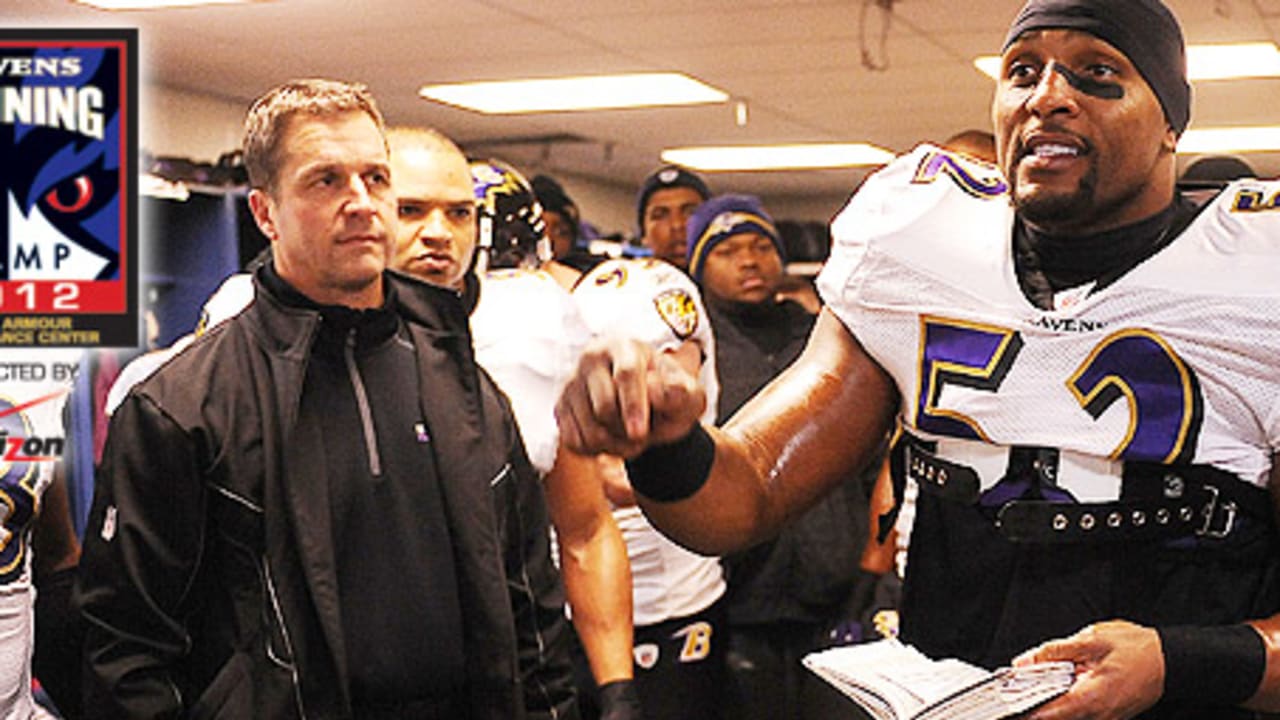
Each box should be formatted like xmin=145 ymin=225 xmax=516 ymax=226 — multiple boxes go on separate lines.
xmin=608 ymin=338 xmax=651 ymax=441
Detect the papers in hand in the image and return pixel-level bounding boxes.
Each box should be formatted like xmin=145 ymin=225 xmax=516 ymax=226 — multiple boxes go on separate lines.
xmin=802 ymin=639 xmax=1074 ymax=720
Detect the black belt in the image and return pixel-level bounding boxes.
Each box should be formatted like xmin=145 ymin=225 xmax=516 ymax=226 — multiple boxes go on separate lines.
xmin=895 ymin=431 xmax=1272 ymax=545
xmin=996 ymin=479 xmax=1249 ymax=544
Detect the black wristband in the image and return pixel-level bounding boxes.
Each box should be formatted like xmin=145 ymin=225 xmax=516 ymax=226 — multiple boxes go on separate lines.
xmin=1158 ymin=624 xmax=1266 ymax=706
xmin=598 ymin=678 xmax=644 ymax=720
xmin=624 ymin=424 xmax=715 ymax=502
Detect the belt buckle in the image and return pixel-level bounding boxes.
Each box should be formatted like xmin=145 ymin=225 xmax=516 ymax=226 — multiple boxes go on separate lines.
xmin=1196 ymin=485 xmax=1238 ymax=539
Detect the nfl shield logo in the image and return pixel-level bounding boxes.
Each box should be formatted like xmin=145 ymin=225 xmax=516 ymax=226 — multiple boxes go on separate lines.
xmin=633 ymin=643 xmax=660 ymax=670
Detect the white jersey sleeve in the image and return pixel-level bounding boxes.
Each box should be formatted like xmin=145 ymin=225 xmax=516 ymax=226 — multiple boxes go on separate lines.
xmin=0 ymin=348 xmax=79 ymax=718
xmin=471 ymin=268 xmax=591 ymax=475
xmin=574 ymin=258 xmax=719 ymax=424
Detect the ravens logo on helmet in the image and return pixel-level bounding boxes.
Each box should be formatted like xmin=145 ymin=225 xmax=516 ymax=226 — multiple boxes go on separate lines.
xmin=469 ymin=159 xmax=550 ymax=272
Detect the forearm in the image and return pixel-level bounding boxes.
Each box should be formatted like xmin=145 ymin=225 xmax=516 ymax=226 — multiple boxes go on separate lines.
xmin=561 ymin=518 xmax=634 ymax=684
xmin=545 ymin=449 xmax=635 ymax=683
xmin=637 ymin=317 xmax=898 ymax=555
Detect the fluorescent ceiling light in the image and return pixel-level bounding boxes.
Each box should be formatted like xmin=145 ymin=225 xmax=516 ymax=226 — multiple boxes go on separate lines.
xmin=419 ymin=72 xmax=727 ymax=114
xmin=974 ymin=42 xmax=1280 ymax=81
xmin=661 ymin=143 xmax=895 ymax=171
xmin=1188 ymin=43 xmax=1280 ymax=80
xmin=73 ymin=0 xmax=257 ymax=7
xmin=972 ymin=56 xmax=1003 ymax=79
xmin=1178 ymin=126 xmax=1280 ymax=154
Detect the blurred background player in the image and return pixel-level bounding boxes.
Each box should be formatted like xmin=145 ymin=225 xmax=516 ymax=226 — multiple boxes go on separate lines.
xmin=531 ymin=174 xmax=605 ymax=274
xmin=462 ymin=157 xmax=641 ymax=719
xmin=468 ymin=156 xmax=729 ymax=719
xmin=386 ymin=127 xmax=478 ymax=294
xmin=0 ymin=348 xmax=81 ymax=720
xmin=634 ymin=165 xmax=710 ymax=269
xmin=469 ymin=159 xmax=582 ymax=291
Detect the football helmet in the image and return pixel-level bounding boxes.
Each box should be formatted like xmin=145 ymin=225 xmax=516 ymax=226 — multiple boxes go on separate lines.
xmin=470 ymin=159 xmax=550 ymax=272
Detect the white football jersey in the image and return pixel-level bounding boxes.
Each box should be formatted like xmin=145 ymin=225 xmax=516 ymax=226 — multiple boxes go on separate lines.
xmin=0 ymin=348 xmax=78 ymax=719
xmin=574 ymin=258 xmax=719 ymax=425
xmin=471 ymin=268 xmax=591 ymax=475
xmin=573 ymin=258 xmax=726 ymax=624
xmin=819 ymin=144 xmax=1280 ymax=501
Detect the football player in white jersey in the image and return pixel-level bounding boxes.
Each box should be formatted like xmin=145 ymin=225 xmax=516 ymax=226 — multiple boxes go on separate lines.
xmin=467 ymin=156 xmax=728 ymax=719
xmin=0 ymin=349 xmax=80 ymax=720
xmin=463 ymin=157 xmax=643 ymax=719
xmin=555 ymin=1 xmax=1280 ymax=719
xmin=573 ymin=257 xmax=728 ymax=720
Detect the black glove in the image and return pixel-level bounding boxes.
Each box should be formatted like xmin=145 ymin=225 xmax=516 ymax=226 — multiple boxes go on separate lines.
xmin=598 ymin=679 xmax=644 ymax=720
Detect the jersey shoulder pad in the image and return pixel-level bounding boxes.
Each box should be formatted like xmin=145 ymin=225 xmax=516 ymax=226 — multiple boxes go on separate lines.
xmin=473 ymin=267 xmax=579 ymax=341
xmin=820 ymin=144 xmax=1010 ymax=305
xmin=829 ymin=143 xmax=1007 ymax=248
xmin=574 ymin=258 xmax=708 ymax=347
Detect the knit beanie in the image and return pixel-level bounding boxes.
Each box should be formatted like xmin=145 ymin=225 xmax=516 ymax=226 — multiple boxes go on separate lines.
xmin=685 ymin=194 xmax=784 ymax=285
xmin=635 ymin=165 xmax=711 ymax=237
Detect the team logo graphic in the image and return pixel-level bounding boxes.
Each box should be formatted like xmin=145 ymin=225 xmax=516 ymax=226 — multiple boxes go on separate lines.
xmin=653 ymin=288 xmax=698 ymax=340
xmin=0 ymin=29 xmax=138 ymax=347
xmin=672 ymin=621 xmax=713 ymax=663
xmin=0 ymin=389 xmax=68 ymax=583
xmin=593 ymin=264 xmax=627 ymax=288
xmin=871 ymin=609 xmax=899 ymax=639
xmin=704 ymin=211 xmax=773 ymax=240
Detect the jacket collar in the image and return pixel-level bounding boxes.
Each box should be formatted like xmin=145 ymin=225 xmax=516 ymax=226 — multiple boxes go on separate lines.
xmin=242 ymin=264 xmax=473 ymax=356
xmin=385 ymin=268 xmax=473 ymax=335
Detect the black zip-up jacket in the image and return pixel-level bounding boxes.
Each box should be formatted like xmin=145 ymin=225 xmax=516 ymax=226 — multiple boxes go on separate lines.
xmin=76 ymin=268 xmax=578 ymax=720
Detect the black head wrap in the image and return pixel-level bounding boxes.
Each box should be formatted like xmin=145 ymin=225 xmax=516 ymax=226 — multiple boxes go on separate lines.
xmin=1003 ymin=0 xmax=1190 ymax=134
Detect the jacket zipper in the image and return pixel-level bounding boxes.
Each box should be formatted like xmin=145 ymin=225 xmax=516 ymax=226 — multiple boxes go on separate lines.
xmin=263 ymin=560 xmax=308 ymax=718
xmin=344 ymin=328 xmax=383 ymax=477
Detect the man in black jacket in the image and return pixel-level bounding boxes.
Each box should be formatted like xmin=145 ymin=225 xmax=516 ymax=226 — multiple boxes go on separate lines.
xmin=75 ymin=78 xmax=578 ymax=720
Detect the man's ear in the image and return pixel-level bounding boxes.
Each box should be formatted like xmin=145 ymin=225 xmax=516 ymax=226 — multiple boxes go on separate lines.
xmin=247 ymin=188 xmax=278 ymax=242
xmin=1162 ymin=126 xmax=1179 ymax=155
